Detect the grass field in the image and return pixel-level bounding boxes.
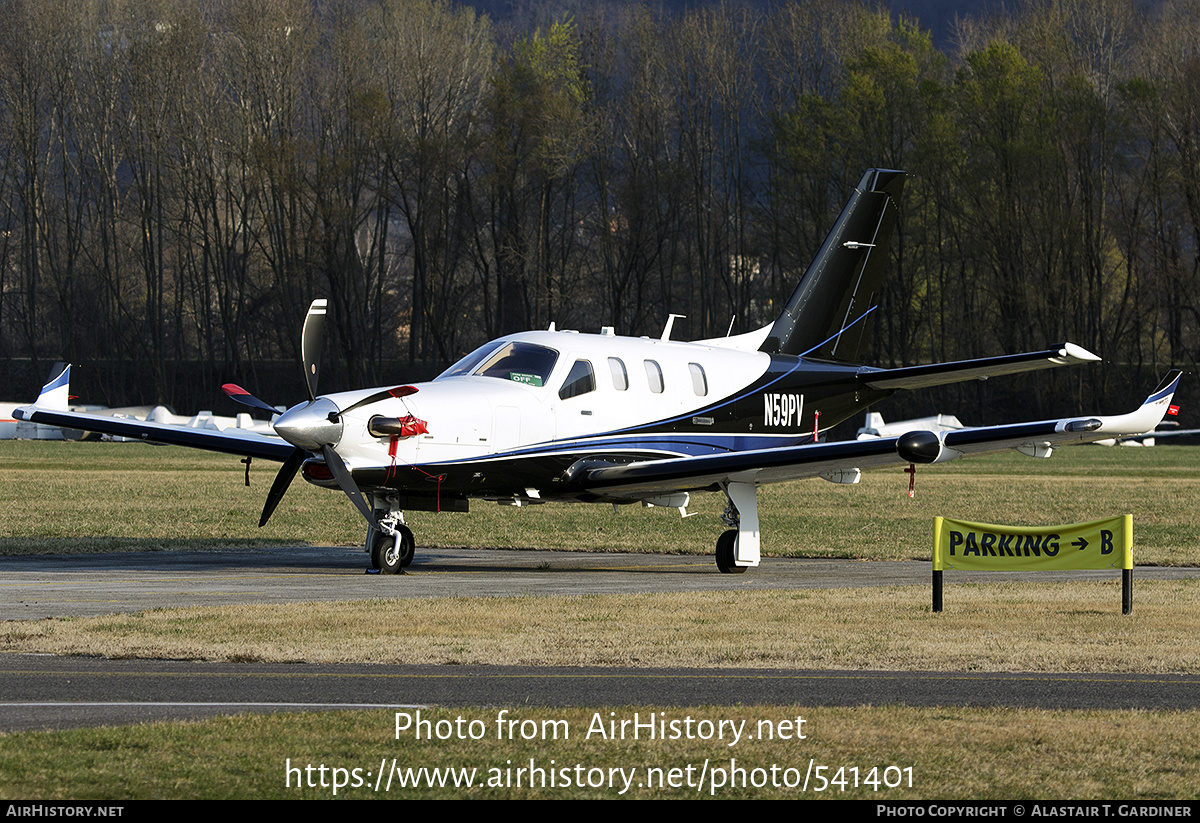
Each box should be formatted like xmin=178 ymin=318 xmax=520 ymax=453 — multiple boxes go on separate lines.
xmin=1 ymin=439 xmax=1198 ymax=799
xmin=2 ymin=439 xmax=1198 ymax=564
xmin=4 ymin=707 xmax=1199 ymax=799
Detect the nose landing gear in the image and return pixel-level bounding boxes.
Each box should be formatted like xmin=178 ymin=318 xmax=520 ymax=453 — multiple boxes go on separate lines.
xmin=367 ymin=506 xmax=415 ymax=574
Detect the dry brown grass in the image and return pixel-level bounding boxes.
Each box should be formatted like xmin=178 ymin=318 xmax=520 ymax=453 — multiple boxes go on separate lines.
xmin=6 ymin=579 xmax=1197 ymax=671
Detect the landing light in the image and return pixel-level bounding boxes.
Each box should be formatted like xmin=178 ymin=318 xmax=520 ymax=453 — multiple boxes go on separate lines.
xmin=302 ymin=461 xmax=334 ymax=482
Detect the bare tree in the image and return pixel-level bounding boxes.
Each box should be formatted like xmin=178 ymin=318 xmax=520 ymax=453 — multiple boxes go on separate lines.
xmin=372 ymin=0 xmax=494 ymax=364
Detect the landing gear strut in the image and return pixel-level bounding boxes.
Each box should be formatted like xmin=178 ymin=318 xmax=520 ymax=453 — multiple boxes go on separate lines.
xmin=715 ymin=481 xmax=760 ymax=574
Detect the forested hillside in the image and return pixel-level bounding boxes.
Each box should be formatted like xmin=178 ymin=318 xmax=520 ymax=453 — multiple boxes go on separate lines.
xmin=0 ymin=0 xmax=1194 ymax=425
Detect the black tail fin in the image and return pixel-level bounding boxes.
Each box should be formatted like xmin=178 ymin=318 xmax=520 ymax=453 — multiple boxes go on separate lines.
xmin=760 ymin=168 xmax=905 ymax=360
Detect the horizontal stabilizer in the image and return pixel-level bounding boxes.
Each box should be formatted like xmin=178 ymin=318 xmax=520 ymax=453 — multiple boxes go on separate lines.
xmin=858 ymin=343 xmax=1100 ymax=391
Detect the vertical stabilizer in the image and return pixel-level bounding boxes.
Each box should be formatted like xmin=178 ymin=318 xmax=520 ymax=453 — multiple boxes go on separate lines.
xmin=760 ymin=169 xmax=905 ymax=360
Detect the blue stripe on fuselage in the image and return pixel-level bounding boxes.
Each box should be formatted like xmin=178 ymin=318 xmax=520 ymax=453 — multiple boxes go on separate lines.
xmin=424 ymin=431 xmax=806 ymax=466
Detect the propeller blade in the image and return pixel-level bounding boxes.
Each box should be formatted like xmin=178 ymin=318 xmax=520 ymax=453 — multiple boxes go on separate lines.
xmin=321 ymin=444 xmax=377 ymax=529
xmin=336 ymin=385 xmax=419 ymax=418
xmin=222 ymin=383 xmax=279 ymax=414
xmin=291 ymin=299 xmax=387 ymax=532
xmin=259 ymin=447 xmax=306 ymax=528
xmin=301 ymin=299 xmax=327 ymax=401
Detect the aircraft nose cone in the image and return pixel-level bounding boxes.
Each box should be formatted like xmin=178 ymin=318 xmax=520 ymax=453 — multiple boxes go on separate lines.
xmin=273 ymin=398 xmax=343 ymax=451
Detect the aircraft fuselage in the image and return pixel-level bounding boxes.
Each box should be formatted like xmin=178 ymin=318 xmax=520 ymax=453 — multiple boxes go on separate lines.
xmin=293 ymin=328 xmax=891 ymax=508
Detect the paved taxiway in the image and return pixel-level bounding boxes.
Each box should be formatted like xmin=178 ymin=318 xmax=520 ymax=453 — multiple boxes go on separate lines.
xmin=7 ymin=545 xmax=1200 ymax=620
xmin=3 ymin=655 xmax=1200 ymax=732
xmin=4 ymin=546 xmax=1200 ymax=730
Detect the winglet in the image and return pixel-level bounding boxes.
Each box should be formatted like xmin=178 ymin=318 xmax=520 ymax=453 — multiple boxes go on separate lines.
xmin=31 ymin=364 xmax=71 ymax=411
xmin=1067 ymin=369 xmax=1183 ymax=437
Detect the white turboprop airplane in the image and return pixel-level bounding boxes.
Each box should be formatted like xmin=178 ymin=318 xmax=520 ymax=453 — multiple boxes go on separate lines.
xmin=17 ymin=169 xmax=1182 ymax=574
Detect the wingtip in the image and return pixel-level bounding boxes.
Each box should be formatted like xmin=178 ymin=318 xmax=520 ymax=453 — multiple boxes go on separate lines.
xmin=1064 ymin=370 xmax=1184 ymax=438
xmin=1056 ymin=343 xmax=1102 ymax=364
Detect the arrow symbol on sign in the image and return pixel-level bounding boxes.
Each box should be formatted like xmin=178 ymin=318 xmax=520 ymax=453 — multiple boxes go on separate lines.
xmin=1072 ymin=537 xmax=1089 ymax=550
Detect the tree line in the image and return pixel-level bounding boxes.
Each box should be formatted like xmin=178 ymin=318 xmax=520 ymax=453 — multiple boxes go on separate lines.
xmin=0 ymin=0 xmax=1196 ymax=424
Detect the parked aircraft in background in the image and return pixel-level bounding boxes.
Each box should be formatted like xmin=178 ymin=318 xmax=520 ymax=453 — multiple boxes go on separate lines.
xmin=3 ymin=362 xmax=281 ymax=442
xmin=1094 ymin=419 xmax=1197 ymax=446
xmin=856 ymin=412 xmax=967 ymax=440
xmin=3 ymin=382 xmax=280 ymax=442
xmin=17 ymin=170 xmax=1182 ymax=574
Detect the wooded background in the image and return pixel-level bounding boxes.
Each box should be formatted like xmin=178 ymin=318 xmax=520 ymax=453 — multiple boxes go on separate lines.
xmin=1 ymin=0 xmax=1195 ymax=430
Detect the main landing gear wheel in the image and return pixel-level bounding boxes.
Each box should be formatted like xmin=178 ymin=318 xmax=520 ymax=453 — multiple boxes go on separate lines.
xmin=715 ymin=530 xmax=746 ymax=574
xmin=373 ymin=525 xmax=415 ymax=574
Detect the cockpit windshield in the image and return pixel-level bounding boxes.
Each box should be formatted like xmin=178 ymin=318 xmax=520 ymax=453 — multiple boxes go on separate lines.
xmin=476 ymin=342 xmax=559 ymax=386
xmin=437 ymin=341 xmax=560 ymax=388
xmin=438 ymin=341 xmax=504 ymax=379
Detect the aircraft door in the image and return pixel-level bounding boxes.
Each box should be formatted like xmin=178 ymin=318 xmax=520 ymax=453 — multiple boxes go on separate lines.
xmin=550 ymin=357 xmax=599 ymax=439
xmin=493 ymin=405 xmax=522 ymax=452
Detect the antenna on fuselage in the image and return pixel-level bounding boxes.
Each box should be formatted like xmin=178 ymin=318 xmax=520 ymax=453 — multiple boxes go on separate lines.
xmin=725 ymin=315 xmax=736 ymax=337
xmin=660 ymin=314 xmax=685 ymax=341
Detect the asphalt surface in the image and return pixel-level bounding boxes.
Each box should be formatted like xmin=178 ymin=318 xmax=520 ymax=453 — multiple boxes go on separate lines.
xmin=8 ymin=544 xmax=1200 ymax=620
xmin=3 ymin=655 xmax=1199 ymax=733
xmin=3 ymin=546 xmax=1200 ymax=731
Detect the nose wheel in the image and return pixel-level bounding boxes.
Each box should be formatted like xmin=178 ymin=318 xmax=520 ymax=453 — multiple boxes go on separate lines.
xmin=371 ymin=524 xmax=415 ymax=574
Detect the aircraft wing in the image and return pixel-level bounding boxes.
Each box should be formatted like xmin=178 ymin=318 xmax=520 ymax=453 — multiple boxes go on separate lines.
xmin=857 ymin=343 xmax=1100 ymax=391
xmin=568 ymin=371 xmax=1183 ymax=499
xmin=14 ymin=406 xmax=293 ymax=462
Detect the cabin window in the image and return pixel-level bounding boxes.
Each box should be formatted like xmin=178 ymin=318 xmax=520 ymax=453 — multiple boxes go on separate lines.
xmin=608 ymin=358 xmax=628 ymax=391
xmin=644 ymin=360 xmax=664 ymax=393
xmin=471 ymin=342 xmax=560 ymax=387
xmin=689 ymin=362 xmax=708 ymax=396
xmin=559 ymin=359 xmax=596 ymax=400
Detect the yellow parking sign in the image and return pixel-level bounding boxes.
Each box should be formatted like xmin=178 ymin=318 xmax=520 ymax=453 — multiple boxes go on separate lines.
xmin=933 ymin=515 xmax=1132 ymax=571
xmin=931 ymin=515 xmax=1136 ymax=613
